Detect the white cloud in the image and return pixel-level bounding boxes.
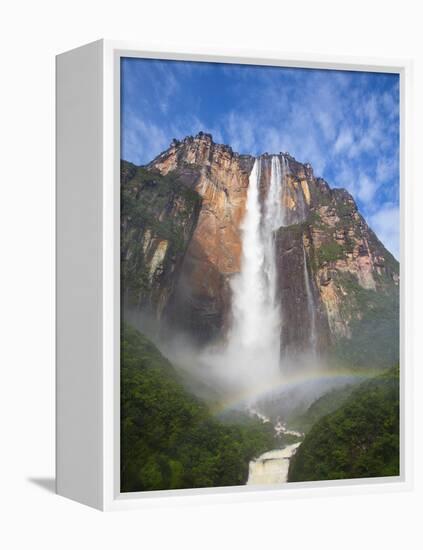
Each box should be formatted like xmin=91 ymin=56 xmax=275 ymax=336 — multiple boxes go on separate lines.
xmin=357 ymin=173 xmax=378 ymax=205
xmin=169 ymin=114 xmax=223 ymax=145
xmin=335 ymin=162 xmax=357 ymax=195
xmin=334 ymin=128 xmax=354 ymax=154
xmin=381 ymin=90 xmax=398 ymax=120
xmin=226 ymin=112 xmax=257 ymax=154
xmin=122 ymin=113 xmax=169 ymax=165
xmin=315 ymin=110 xmax=337 ymax=141
xmin=376 ymin=157 xmax=398 ymax=183
xmin=368 ymin=204 xmax=400 ymax=259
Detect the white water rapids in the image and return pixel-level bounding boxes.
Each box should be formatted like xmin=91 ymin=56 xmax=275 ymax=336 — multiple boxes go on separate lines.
xmin=247 ymin=443 xmax=301 ymax=485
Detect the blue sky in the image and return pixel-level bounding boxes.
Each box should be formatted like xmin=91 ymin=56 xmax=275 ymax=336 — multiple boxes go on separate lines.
xmin=121 ymin=58 xmax=400 ymax=258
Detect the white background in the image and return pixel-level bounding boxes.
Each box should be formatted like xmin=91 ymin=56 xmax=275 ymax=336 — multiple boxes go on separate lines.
xmin=1 ymin=0 xmax=422 ymax=548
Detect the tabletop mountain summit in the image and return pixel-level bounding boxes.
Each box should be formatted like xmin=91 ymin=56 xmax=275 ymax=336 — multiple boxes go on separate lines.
xmin=121 ymin=132 xmax=399 ymax=370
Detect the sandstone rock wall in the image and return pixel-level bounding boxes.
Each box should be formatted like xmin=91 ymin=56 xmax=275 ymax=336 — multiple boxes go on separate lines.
xmin=122 ymin=133 xmax=399 ymax=365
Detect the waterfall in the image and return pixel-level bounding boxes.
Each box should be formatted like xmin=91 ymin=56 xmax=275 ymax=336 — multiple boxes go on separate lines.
xmin=263 ymin=156 xmax=284 ymax=311
xmin=223 ymin=157 xmax=284 ymax=392
xmin=303 ymin=244 xmax=317 ymax=353
xmin=205 ymin=153 xmax=316 ymax=396
xmin=264 ymin=155 xmax=284 ymax=232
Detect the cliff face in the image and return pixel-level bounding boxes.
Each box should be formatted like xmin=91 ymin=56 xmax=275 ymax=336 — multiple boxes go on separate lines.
xmin=121 ymin=163 xmax=202 ymax=318
xmin=145 ymin=134 xmax=254 ymax=343
xmin=122 ymin=133 xmax=399 ymax=367
xmin=272 ymin=158 xmax=399 ymax=363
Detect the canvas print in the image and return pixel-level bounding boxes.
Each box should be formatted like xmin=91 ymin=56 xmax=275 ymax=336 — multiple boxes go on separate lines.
xmin=120 ymin=58 xmax=400 ymax=492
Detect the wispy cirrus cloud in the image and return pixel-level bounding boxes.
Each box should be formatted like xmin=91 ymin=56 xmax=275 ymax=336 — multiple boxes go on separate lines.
xmin=368 ymin=204 xmax=400 ymax=259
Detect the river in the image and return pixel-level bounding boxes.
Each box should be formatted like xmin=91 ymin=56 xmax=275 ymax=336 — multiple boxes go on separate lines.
xmin=247 ymin=442 xmax=301 ymax=485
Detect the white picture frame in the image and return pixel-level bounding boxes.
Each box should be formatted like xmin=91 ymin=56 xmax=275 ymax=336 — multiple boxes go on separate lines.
xmin=56 ymin=39 xmax=413 ymax=511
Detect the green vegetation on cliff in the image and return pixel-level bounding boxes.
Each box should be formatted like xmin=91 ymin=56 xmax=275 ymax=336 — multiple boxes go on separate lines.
xmin=290 ymin=383 xmax=357 ymax=434
xmin=121 ymin=161 xmax=202 ymax=306
xmin=288 ymin=367 xmax=399 ymax=482
xmin=335 ymin=272 xmax=399 ymax=368
xmin=121 ymin=324 xmax=275 ymax=492
xmin=316 ymin=240 xmax=346 ymax=266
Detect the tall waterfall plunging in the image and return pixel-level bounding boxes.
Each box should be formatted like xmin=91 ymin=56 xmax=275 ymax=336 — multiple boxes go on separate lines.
xmin=222 ymin=156 xmax=286 ymax=394
xmin=201 ymin=153 xmax=316 ymax=398
xmin=263 ymin=156 xmax=284 ymax=311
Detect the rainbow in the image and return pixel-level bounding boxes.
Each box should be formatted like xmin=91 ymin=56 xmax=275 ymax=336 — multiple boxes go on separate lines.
xmin=209 ymin=366 xmax=378 ymax=416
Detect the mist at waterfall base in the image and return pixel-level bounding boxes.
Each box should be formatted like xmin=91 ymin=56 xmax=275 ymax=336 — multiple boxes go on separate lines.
xmin=125 ymin=154 xmax=358 ymax=421
xmin=196 ymin=155 xmax=337 ymax=418
xmin=173 ymin=155 xmax=355 ymax=421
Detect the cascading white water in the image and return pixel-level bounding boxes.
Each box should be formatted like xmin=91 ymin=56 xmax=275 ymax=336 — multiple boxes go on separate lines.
xmin=262 ymin=156 xmax=284 ymax=325
xmin=221 ymin=156 xmax=284 ymax=394
xmin=279 ymin=155 xmax=289 ymax=226
xmin=264 ymin=156 xmax=284 ymax=232
xmin=303 ymin=244 xmax=317 ymax=353
xmin=196 ymin=154 xmax=321 ymax=485
xmin=203 ymin=153 xmax=316 ymax=396
xmin=230 ymin=159 xmax=270 ymax=350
